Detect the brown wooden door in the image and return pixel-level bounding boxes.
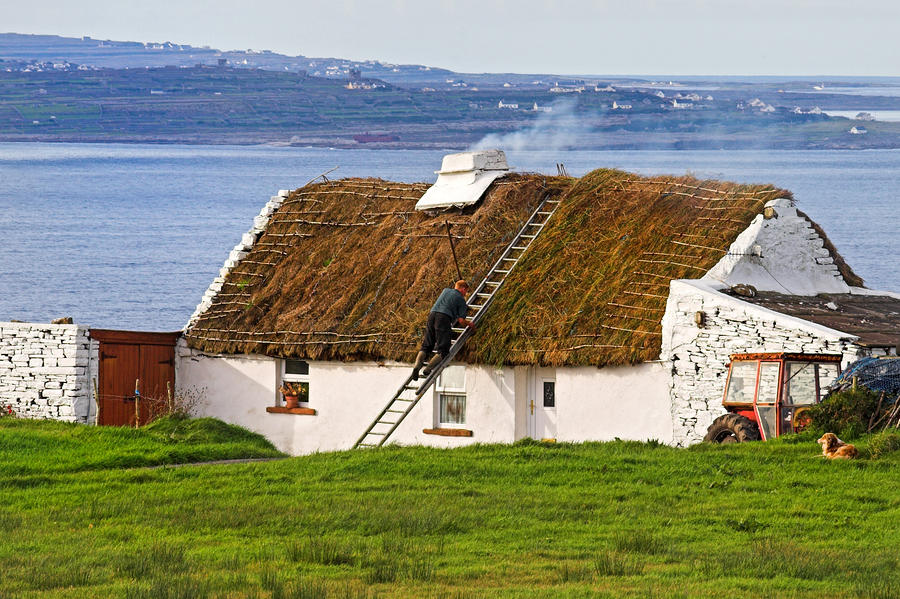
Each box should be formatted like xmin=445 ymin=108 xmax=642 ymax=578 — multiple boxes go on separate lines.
xmin=92 ymin=330 xmax=180 ymax=426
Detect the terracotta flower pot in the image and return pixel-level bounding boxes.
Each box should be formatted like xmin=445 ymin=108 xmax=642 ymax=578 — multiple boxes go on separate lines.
xmin=284 ymin=395 xmax=300 ymax=409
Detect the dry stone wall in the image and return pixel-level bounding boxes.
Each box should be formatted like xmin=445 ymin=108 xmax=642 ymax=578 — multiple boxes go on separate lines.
xmin=660 ymin=281 xmax=866 ymax=446
xmin=0 ymin=322 xmax=98 ymax=422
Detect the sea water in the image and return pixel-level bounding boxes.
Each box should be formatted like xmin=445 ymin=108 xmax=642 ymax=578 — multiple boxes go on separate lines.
xmin=1 ymin=143 xmax=898 ymax=330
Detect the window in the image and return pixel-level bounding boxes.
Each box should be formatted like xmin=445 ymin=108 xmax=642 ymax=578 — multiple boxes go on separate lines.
xmin=282 ymin=359 xmax=310 ymax=404
xmin=724 ymin=361 xmax=758 ymax=404
xmin=785 ymin=362 xmax=817 ymax=405
xmin=543 ymin=381 xmax=555 ymax=408
xmin=436 ymin=365 xmax=466 ymax=425
xmin=817 ymin=363 xmax=840 ymax=397
xmin=756 ymin=362 xmax=781 ymax=404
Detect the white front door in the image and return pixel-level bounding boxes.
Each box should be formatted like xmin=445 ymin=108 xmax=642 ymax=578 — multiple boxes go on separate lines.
xmin=527 ymin=367 xmax=557 ymax=441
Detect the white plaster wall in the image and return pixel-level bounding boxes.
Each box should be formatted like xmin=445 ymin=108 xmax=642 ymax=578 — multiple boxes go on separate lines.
xmin=556 ymin=363 xmax=673 ymax=444
xmin=703 ymin=198 xmax=850 ymax=295
xmin=0 ymin=322 xmax=98 ymax=422
xmin=175 ymin=340 xmax=293 ymax=451
xmin=660 ymin=280 xmax=866 ymax=446
xmin=176 ymin=341 xmax=518 ymax=455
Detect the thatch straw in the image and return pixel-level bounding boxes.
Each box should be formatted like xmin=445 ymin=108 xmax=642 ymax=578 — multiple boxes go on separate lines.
xmin=185 ymin=168 xmax=854 ymax=367
xmin=186 ymin=174 xmax=567 ymax=361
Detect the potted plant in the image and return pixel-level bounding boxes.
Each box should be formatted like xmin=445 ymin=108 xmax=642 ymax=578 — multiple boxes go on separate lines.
xmin=279 ymin=382 xmax=301 ymax=409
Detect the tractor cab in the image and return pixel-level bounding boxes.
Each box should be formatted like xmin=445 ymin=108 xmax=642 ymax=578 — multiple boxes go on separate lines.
xmin=705 ymin=353 xmax=842 ymax=443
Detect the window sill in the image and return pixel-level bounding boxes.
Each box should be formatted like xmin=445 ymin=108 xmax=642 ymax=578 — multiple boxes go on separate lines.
xmin=423 ymin=428 xmax=473 ymax=437
xmin=266 ymin=406 xmax=316 ymax=416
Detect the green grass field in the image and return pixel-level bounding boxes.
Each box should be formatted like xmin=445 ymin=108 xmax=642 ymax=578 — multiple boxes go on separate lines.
xmin=1 ymin=418 xmax=899 ymax=598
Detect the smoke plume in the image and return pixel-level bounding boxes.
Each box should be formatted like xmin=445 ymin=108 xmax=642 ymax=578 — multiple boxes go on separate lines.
xmin=469 ymin=98 xmax=593 ymax=152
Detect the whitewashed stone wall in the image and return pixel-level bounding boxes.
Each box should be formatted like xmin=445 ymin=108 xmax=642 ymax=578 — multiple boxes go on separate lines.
xmin=660 ymin=280 xmax=865 ymax=446
xmin=703 ymin=198 xmax=850 ymax=296
xmin=185 ymin=189 xmax=292 ymax=330
xmin=0 ymin=322 xmax=98 ymax=422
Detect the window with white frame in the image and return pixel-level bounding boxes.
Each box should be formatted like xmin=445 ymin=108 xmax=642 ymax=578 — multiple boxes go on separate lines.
xmin=436 ymin=365 xmax=466 ymax=425
xmin=282 ymin=359 xmax=310 ymax=403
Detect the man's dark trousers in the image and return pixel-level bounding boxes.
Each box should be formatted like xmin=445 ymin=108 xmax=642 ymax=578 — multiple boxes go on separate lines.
xmin=421 ymin=311 xmax=453 ymax=357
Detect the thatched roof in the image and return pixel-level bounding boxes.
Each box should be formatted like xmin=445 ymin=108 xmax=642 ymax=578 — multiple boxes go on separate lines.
xmin=184 ymin=169 xmax=857 ymax=367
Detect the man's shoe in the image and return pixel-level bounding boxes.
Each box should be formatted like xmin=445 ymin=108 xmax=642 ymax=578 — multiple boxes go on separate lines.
xmin=411 ymin=351 xmax=428 ymax=381
xmin=421 ymin=354 xmax=443 ymax=377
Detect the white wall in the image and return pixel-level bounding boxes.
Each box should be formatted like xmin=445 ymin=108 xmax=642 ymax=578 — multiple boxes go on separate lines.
xmin=703 ymin=198 xmax=850 ymax=295
xmin=660 ymin=280 xmax=866 ymax=446
xmin=176 ymin=341 xmax=520 ymax=455
xmin=177 ymin=342 xmax=675 ymax=454
xmin=556 ymin=363 xmax=673 ymax=444
xmin=0 ymin=321 xmax=98 ymax=422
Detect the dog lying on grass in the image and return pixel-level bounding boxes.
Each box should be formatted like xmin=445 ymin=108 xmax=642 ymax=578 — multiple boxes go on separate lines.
xmin=817 ymin=433 xmax=858 ymax=459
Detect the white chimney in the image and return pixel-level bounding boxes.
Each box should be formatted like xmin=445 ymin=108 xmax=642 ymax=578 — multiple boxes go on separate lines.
xmin=415 ymin=149 xmax=510 ymax=210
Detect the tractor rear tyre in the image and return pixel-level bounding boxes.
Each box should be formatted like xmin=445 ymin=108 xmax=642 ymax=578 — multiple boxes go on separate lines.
xmin=703 ymin=413 xmax=761 ymax=444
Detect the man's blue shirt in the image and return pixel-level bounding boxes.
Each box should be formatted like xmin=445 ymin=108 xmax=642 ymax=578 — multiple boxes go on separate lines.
xmin=431 ymin=288 xmax=468 ymax=321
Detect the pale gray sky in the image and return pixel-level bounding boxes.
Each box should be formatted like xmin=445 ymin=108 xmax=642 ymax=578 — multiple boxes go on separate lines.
xmin=5 ymin=0 xmax=898 ymax=76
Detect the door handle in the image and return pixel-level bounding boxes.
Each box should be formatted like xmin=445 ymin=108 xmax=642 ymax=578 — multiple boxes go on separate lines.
xmin=530 ymin=399 xmax=534 ymax=415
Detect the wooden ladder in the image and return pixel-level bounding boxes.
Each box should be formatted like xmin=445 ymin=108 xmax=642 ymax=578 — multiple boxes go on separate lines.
xmin=353 ymin=193 xmax=563 ymax=449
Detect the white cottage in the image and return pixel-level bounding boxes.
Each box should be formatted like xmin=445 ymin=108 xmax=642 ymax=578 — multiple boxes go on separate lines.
xmin=176 ymin=151 xmax=900 ymax=454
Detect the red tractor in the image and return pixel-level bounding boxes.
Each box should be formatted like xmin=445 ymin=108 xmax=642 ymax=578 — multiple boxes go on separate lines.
xmin=704 ymin=352 xmax=842 ymax=443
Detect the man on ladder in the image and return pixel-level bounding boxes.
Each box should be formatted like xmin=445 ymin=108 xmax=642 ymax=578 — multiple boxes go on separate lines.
xmin=411 ymin=280 xmax=476 ymax=380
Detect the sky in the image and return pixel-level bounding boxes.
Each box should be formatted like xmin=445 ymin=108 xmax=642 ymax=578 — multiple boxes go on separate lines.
xmin=4 ymin=0 xmax=899 ymax=76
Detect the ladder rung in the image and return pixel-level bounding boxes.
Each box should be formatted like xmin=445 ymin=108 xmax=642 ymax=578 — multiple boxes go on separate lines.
xmin=394 ymin=397 xmax=414 ymax=402
xmin=536 ymin=211 xmax=552 ymax=216
xmin=520 ymin=235 xmax=536 ymax=239
xmin=495 ymin=269 xmax=510 ymax=274
xmin=510 ymin=246 xmax=527 ymax=250
xmin=403 ymin=384 xmax=418 ymax=390
xmin=468 ymin=303 xmax=485 ymax=308
xmin=475 ymin=292 xmax=492 ymax=298
xmin=484 ymin=281 xmax=501 ymax=285
xmin=525 ymin=223 xmax=543 ymax=227
xmin=386 ymin=409 xmax=405 ymax=414
xmin=451 ymin=327 xmax=465 ymax=332
xmin=545 ymin=200 xmax=560 ymax=203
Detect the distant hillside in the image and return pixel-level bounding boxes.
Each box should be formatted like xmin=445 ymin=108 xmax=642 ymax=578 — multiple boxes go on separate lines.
xmin=3 ymin=33 xmax=900 ymax=149
xmin=0 ymin=32 xmax=458 ymax=85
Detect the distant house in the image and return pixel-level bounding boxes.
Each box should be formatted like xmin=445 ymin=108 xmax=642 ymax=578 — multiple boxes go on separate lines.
xmin=849 ymin=126 xmax=868 ymax=135
xmin=497 ymin=100 xmax=518 ymax=109
xmin=532 ymin=102 xmax=552 ymax=113
xmin=175 ymin=150 xmax=899 ymax=454
xmin=611 ymin=100 xmax=632 ymax=110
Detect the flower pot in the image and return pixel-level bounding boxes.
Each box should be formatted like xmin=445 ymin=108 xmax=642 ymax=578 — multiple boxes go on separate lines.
xmin=284 ymin=395 xmax=300 ymax=409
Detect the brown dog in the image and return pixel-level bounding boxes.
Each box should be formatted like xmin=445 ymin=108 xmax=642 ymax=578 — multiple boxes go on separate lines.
xmin=817 ymin=433 xmax=858 ymax=459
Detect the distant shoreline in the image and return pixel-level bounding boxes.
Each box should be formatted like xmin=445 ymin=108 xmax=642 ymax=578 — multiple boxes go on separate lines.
xmin=2 ymin=135 xmax=897 ymax=151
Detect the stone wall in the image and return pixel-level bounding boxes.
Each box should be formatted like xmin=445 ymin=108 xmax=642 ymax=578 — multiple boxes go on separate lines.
xmin=660 ymin=280 xmax=866 ymax=446
xmin=703 ymin=198 xmax=850 ymax=296
xmin=0 ymin=322 xmax=98 ymax=422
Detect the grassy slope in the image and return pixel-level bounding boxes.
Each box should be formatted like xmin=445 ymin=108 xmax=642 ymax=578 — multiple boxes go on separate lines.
xmin=0 ymin=423 xmax=898 ymax=598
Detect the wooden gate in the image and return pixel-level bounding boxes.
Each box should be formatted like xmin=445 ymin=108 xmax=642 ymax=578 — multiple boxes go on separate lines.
xmin=91 ymin=329 xmax=180 ymax=426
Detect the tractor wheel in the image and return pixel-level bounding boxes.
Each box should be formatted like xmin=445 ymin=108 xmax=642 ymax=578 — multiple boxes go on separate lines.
xmin=703 ymin=413 xmax=761 ymax=444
